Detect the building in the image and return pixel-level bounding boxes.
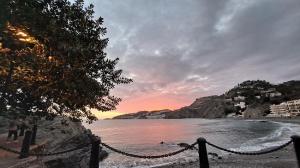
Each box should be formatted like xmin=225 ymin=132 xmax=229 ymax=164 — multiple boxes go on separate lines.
xmin=269 ymin=91 xmax=282 ymax=98
xmin=235 ymin=102 xmax=246 ymax=109
xmin=270 ymin=103 xmax=289 ymax=117
xmin=261 ymin=88 xmax=276 ymax=94
xmin=269 ymin=99 xmax=300 ymax=117
xmin=287 ymin=99 xmax=300 ymax=116
xmin=234 ymin=96 xmax=246 ymax=101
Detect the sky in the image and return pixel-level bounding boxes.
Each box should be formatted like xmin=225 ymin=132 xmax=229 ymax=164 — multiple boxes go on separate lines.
xmin=84 ymin=0 xmax=300 ymax=118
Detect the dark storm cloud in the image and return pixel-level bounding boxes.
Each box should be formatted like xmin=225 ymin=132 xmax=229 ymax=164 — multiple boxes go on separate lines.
xmin=86 ymin=0 xmax=300 ymax=108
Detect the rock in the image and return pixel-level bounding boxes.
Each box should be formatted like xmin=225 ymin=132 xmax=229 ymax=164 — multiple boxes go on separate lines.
xmin=99 ymin=150 xmax=108 ymax=161
xmin=33 ymin=117 xmax=108 ymax=168
xmin=45 ymin=158 xmax=65 ymax=168
xmin=177 ymin=143 xmax=197 ymax=150
xmin=208 ymin=152 xmax=219 ymax=157
xmin=177 ymin=143 xmax=189 ymax=147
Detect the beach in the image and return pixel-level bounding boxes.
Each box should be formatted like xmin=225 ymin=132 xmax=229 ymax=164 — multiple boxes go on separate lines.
xmin=156 ymin=118 xmax=300 ymax=168
xmin=156 ymin=144 xmax=297 ymax=168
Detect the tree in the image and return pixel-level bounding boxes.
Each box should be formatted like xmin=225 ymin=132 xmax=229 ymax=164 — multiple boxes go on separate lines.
xmin=0 ymin=0 xmax=132 ymax=122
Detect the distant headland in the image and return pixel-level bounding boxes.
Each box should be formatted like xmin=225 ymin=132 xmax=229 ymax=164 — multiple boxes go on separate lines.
xmin=113 ymin=80 xmax=300 ymax=119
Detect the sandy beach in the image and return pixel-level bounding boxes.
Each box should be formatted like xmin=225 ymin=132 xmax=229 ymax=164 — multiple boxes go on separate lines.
xmin=156 ymin=118 xmax=300 ymax=168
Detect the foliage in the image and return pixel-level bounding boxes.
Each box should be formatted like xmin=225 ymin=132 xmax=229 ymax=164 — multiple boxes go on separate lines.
xmin=0 ymin=0 xmax=131 ymax=122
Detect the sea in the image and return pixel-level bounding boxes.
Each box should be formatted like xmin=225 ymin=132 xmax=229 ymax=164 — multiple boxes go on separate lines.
xmin=84 ymin=119 xmax=300 ymax=168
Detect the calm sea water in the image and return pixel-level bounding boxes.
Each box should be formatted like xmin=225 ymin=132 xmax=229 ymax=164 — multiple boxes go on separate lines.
xmin=84 ymin=119 xmax=300 ymax=168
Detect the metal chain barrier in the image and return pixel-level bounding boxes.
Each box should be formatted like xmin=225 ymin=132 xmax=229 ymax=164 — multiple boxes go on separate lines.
xmin=0 ymin=138 xmax=294 ymax=158
xmin=206 ymin=139 xmax=293 ymax=155
xmin=0 ymin=143 xmax=91 ymax=156
xmin=101 ymin=142 xmax=198 ymax=159
xmin=0 ymin=145 xmax=22 ymax=154
xmin=29 ymin=143 xmax=91 ymax=156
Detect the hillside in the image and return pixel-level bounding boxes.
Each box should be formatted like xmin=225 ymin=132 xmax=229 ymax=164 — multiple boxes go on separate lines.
xmin=113 ymin=80 xmax=300 ymax=119
xmin=165 ymin=96 xmax=230 ymax=119
xmin=113 ymin=109 xmax=172 ymax=119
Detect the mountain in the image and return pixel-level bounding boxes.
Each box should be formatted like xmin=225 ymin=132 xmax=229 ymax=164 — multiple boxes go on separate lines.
xmin=113 ymin=80 xmax=300 ymax=119
xmin=164 ymin=96 xmax=230 ymax=119
xmin=113 ymin=109 xmax=172 ymax=119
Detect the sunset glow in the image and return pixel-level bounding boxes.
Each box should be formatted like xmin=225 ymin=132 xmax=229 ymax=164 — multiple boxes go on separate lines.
xmin=115 ymin=93 xmax=191 ymax=113
xmin=92 ymin=110 xmax=123 ymax=119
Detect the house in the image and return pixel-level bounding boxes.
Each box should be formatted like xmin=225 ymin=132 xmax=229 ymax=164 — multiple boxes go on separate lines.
xmin=269 ymin=99 xmax=300 ymax=117
xmin=234 ymin=96 xmax=246 ymax=101
xmin=234 ymin=102 xmax=246 ymax=109
xmin=287 ymin=99 xmax=300 ymax=116
xmin=269 ymin=91 xmax=282 ymax=98
xmin=269 ymin=103 xmax=289 ymax=117
xmin=261 ymin=88 xmax=276 ymax=94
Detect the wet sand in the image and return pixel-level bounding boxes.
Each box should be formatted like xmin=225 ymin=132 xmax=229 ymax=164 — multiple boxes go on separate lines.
xmin=156 ymin=118 xmax=299 ymax=168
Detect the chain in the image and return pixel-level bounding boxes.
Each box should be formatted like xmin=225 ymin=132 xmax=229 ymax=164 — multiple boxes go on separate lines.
xmin=0 ymin=145 xmax=21 ymax=154
xmin=101 ymin=142 xmax=198 ymax=159
xmin=0 ymin=138 xmax=294 ymax=158
xmin=0 ymin=143 xmax=91 ymax=156
xmin=29 ymin=143 xmax=91 ymax=156
xmin=206 ymin=139 xmax=293 ymax=155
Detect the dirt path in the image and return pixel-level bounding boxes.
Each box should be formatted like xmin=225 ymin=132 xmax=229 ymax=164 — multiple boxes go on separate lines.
xmin=0 ymin=133 xmax=45 ymax=168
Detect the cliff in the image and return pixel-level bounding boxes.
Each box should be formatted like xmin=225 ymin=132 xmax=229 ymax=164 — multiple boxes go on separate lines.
xmin=165 ymin=96 xmax=228 ymax=119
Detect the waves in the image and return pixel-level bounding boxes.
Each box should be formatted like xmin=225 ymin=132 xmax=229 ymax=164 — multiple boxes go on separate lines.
xmin=230 ymin=121 xmax=298 ymax=152
xmin=94 ymin=119 xmax=300 ymax=168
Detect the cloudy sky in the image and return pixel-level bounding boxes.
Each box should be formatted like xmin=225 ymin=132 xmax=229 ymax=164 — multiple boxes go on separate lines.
xmin=85 ymin=0 xmax=300 ymax=117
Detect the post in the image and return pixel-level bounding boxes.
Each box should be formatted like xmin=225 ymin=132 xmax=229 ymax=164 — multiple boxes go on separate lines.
xmin=197 ymin=138 xmax=209 ymax=168
xmin=89 ymin=136 xmax=100 ymax=168
xmin=291 ymin=135 xmax=300 ymax=168
xmin=31 ymin=124 xmax=37 ymax=145
xmin=19 ymin=127 xmax=25 ymax=136
xmin=19 ymin=130 xmax=32 ymax=159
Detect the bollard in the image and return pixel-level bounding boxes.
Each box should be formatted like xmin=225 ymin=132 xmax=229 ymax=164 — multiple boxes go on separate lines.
xmin=292 ymin=135 xmax=300 ymax=168
xmin=89 ymin=136 xmax=100 ymax=168
xmin=197 ymin=138 xmax=209 ymax=168
xmin=31 ymin=124 xmax=37 ymax=145
xmin=19 ymin=131 xmax=32 ymax=159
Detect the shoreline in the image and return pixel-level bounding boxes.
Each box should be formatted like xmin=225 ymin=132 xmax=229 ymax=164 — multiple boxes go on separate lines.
xmin=153 ymin=117 xmax=300 ymax=168
xmin=155 ymin=145 xmax=297 ymax=168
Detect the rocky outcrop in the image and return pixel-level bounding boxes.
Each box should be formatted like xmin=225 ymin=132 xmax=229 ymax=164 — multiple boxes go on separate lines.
xmin=33 ymin=117 xmax=106 ymax=168
xmin=243 ymin=103 xmax=271 ymax=118
xmin=0 ymin=116 xmax=99 ymax=168
xmin=165 ymin=96 xmax=228 ymax=119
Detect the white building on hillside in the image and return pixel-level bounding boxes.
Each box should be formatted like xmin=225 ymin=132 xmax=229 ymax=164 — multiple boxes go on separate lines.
xmin=235 ymin=102 xmax=246 ymax=109
xmin=287 ymin=99 xmax=300 ymax=116
xmin=269 ymin=99 xmax=300 ymax=117
xmin=270 ymin=103 xmax=289 ymax=117
xmin=269 ymin=91 xmax=282 ymax=98
xmin=234 ymin=96 xmax=246 ymax=101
